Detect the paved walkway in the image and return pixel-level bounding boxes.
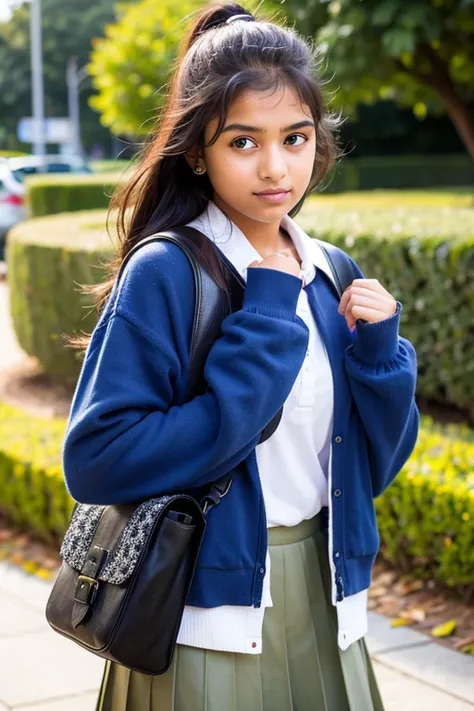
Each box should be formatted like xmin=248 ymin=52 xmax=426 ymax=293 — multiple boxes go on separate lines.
xmin=0 ymin=280 xmax=23 ymax=370
xmin=0 ymin=561 xmax=473 ymax=710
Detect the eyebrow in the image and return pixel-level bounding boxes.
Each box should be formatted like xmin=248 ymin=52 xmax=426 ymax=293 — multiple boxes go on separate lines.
xmin=221 ymin=120 xmax=315 ymax=134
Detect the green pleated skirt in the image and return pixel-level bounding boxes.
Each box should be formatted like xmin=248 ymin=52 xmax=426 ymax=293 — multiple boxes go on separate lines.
xmin=95 ymin=514 xmax=385 ymax=711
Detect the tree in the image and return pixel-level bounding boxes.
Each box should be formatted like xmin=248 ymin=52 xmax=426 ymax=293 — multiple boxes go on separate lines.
xmin=87 ymin=0 xmax=204 ymax=137
xmin=0 ymin=0 xmax=129 ymax=151
xmin=264 ymin=0 xmax=474 ymax=158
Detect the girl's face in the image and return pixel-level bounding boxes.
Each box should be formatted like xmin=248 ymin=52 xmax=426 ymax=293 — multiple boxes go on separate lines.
xmin=197 ymin=83 xmax=316 ymax=226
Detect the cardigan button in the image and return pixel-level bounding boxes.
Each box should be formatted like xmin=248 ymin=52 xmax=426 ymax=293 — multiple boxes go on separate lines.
xmin=335 ymin=551 xmax=340 ymax=559
xmin=334 ymin=489 xmax=342 ymax=498
xmin=334 ymin=436 xmax=342 ymax=444
xmin=259 ymin=568 xmax=265 ymax=574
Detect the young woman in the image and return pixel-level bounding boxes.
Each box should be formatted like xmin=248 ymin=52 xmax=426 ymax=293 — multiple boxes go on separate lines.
xmin=62 ymin=3 xmax=419 ymax=710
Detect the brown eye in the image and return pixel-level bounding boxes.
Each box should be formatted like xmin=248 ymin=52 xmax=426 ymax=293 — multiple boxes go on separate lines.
xmin=231 ymin=137 xmax=255 ymax=150
xmin=285 ymin=134 xmax=307 ymax=146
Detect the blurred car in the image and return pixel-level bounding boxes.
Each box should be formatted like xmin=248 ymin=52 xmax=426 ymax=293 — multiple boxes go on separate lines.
xmin=0 ymin=154 xmax=92 ymax=258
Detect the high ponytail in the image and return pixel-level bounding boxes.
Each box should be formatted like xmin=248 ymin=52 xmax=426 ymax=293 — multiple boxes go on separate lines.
xmin=69 ymin=2 xmax=341 ymax=350
xmin=181 ymin=3 xmax=254 ymax=55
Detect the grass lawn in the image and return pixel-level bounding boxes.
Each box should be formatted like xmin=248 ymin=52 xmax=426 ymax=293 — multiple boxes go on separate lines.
xmin=309 ymin=187 xmax=472 ymax=208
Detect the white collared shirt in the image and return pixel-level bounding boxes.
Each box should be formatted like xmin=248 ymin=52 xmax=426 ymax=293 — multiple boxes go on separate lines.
xmin=176 ymin=200 xmax=367 ymax=654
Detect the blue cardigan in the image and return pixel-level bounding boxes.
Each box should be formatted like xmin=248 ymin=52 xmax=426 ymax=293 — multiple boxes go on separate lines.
xmin=62 ymin=240 xmax=419 ymax=606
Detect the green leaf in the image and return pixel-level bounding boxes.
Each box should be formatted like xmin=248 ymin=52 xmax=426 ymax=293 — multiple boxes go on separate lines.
xmin=372 ymin=0 xmax=400 ymax=27
xmin=382 ymin=27 xmax=416 ymax=56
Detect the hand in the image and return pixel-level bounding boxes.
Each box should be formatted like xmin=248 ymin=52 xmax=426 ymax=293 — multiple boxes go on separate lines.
xmin=338 ymin=279 xmax=397 ymax=332
xmin=248 ymin=252 xmax=302 ymax=279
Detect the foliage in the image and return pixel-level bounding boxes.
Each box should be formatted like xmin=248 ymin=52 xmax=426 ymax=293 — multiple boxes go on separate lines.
xmin=297 ymin=203 xmax=474 ymax=420
xmin=0 ymin=0 xmax=131 ymax=151
xmin=90 ymin=159 xmax=131 ymax=173
xmin=26 ymin=172 xmax=126 ymax=217
xmin=0 ymin=404 xmax=73 ymax=543
xmin=7 ymin=210 xmax=115 ymax=386
xmin=24 ymin=154 xmax=472 ymax=221
xmin=87 ymin=0 xmax=204 ymax=136
xmin=311 ymin=188 xmax=473 ymax=209
xmin=263 ymin=0 xmax=474 ymax=156
xmin=376 ymin=418 xmax=474 ymax=594
xmin=322 ymin=153 xmax=474 ymax=192
xmin=0 ymin=150 xmax=27 ymax=158
xmin=1 ymin=398 xmax=474 ymax=595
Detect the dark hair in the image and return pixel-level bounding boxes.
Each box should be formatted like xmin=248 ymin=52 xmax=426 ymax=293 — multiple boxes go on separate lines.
xmin=72 ymin=2 xmax=340 ymax=349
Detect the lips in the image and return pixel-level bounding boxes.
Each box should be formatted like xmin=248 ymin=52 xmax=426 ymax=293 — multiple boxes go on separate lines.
xmin=254 ymin=189 xmax=290 ymax=195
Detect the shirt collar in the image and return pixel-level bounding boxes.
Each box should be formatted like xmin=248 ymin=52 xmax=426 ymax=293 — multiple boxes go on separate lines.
xmin=186 ymin=199 xmax=335 ymax=287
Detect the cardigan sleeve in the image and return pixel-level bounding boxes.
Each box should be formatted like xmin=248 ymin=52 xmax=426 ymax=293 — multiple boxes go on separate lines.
xmin=343 ymin=258 xmax=420 ymax=498
xmin=62 ymin=244 xmax=309 ymax=505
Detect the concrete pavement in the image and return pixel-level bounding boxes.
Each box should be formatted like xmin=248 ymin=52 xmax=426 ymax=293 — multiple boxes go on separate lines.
xmin=0 ymin=561 xmax=473 ymax=710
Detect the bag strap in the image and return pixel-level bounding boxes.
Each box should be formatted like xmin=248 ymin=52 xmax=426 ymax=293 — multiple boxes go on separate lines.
xmin=315 ymin=239 xmax=356 ymax=297
xmin=116 ymin=227 xmax=282 ymax=514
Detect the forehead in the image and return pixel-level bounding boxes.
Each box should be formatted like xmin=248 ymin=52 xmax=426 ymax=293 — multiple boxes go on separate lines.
xmin=228 ymin=84 xmax=311 ymax=121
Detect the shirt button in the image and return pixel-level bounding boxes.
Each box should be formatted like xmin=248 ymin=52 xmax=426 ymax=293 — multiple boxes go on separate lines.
xmin=334 ymin=436 xmax=342 ymax=444
xmin=252 ymin=642 xmax=257 ymax=648
xmin=334 ymin=489 xmax=342 ymax=497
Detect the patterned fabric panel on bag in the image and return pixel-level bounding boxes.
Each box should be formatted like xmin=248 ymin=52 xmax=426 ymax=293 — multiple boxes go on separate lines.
xmin=60 ymin=497 xmax=173 ymax=585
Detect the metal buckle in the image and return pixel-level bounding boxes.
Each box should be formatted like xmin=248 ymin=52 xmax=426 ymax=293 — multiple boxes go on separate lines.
xmin=74 ymin=575 xmax=99 ymax=606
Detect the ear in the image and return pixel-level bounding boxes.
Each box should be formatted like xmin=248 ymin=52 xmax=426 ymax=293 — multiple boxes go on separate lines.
xmin=184 ymin=144 xmax=203 ymax=171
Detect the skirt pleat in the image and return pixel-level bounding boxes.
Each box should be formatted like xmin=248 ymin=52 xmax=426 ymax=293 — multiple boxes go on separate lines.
xmin=95 ymin=515 xmax=385 ymax=711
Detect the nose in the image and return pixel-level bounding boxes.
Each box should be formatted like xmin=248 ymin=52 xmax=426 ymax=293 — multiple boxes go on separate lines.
xmin=258 ymin=144 xmax=287 ymax=182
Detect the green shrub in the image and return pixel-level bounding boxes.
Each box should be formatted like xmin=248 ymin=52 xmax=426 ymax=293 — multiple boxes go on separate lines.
xmin=376 ymin=418 xmax=474 ymax=594
xmin=26 ymin=172 xmax=125 ymax=217
xmin=0 ymin=150 xmax=28 ymax=158
xmin=1 ymin=401 xmax=473 ymax=594
xmin=322 ymin=154 xmax=474 ymax=193
xmin=90 ymin=159 xmax=131 ymax=173
xmin=7 ymin=210 xmax=115 ymax=386
xmin=0 ymin=404 xmax=73 ymax=543
xmin=298 ymin=205 xmax=474 ymax=420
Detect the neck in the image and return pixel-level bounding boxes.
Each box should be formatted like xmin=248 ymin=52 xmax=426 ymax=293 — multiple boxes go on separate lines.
xmin=212 ymin=195 xmax=291 ymax=258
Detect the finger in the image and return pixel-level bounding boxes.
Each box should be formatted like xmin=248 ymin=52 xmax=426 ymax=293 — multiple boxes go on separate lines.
xmin=351 ymin=305 xmax=392 ymax=322
xmin=347 ymin=291 xmax=395 ymax=314
xmin=339 ymin=286 xmax=395 ymax=314
xmin=350 ymin=278 xmax=391 ymax=297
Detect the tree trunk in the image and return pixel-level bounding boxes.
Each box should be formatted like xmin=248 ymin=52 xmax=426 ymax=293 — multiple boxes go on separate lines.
xmin=398 ymin=44 xmax=474 ymax=159
xmin=435 ymin=89 xmax=474 ymax=160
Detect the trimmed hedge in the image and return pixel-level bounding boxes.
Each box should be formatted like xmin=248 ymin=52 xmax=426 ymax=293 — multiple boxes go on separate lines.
xmin=25 ymin=157 xmax=473 ymax=219
xmin=7 ymin=204 xmax=474 ymax=415
xmin=376 ymin=418 xmax=474 ymax=592
xmin=0 ymin=404 xmax=73 ymax=543
xmin=26 ymin=172 xmax=125 ymax=217
xmin=0 ymin=150 xmax=28 ymax=158
xmin=7 ymin=210 xmax=115 ymax=386
xmin=324 ymin=154 xmax=474 ymax=193
xmin=1 ymin=401 xmax=473 ymax=594
xmin=297 ymin=205 xmax=474 ymax=421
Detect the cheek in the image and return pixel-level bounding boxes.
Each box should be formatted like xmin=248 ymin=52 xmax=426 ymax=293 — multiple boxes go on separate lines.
xmin=206 ymin=152 xmax=253 ymax=189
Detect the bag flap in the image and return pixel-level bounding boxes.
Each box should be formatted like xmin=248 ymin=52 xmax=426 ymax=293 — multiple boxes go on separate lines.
xmin=60 ymin=496 xmax=173 ymax=585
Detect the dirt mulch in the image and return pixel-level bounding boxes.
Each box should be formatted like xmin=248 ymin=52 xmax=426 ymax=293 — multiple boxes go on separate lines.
xmin=369 ymin=559 xmax=474 ymax=655
xmin=0 ymin=356 xmax=74 ymax=418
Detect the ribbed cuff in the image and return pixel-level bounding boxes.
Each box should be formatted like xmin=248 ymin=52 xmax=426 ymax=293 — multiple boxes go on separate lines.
xmin=353 ymin=302 xmax=402 ymax=365
xmin=243 ymin=267 xmax=303 ymax=320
